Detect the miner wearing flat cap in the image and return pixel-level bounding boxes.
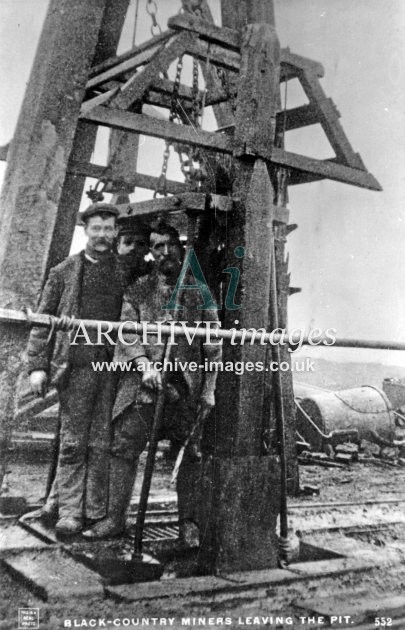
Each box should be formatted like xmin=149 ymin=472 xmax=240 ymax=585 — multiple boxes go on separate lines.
xmin=116 ymin=214 xmax=153 ymax=285
xmin=25 ymin=202 xmax=125 ymax=536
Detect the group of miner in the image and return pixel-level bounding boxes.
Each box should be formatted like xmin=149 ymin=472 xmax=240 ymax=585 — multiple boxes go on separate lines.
xmin=24 ymin=202 xmax=221 ymax=546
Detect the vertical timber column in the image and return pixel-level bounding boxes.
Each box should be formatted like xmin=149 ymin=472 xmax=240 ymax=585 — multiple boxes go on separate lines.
xmin=198 ymin=0 xmax=282 ymax=573
xmin=0 ymin=0 xmax=110 ymax=484
xmin=46 ymin=0 xmax=132 ymax=273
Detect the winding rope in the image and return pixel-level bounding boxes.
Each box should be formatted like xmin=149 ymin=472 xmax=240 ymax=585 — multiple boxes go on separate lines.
xmin=22 ymin=307 xmax=77 ymax=343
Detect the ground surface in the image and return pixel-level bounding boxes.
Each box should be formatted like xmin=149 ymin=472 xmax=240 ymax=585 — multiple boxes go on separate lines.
xmin=2 ymin=451 xmax=405 ymax=630
xmin=2 ymin=364 xmax=405 ymax=629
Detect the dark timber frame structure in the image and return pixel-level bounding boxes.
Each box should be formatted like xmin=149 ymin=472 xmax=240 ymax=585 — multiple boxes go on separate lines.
xmin=0 ymin=0 xmax=380 ymax=574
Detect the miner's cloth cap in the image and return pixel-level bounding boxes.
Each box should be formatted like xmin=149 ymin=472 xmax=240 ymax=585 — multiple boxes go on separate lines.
xmin=117 ymin=214 xmax=151 ymax=237
xmin=79 ymin=202 xmax=120 ymax=223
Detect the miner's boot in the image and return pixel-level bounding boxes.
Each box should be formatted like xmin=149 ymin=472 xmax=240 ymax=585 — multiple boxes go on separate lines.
xmin=82 ymin=456 xmax=138 ymax=539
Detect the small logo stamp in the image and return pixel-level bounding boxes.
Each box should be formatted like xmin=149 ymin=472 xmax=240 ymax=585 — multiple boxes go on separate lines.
xmin=18 ymin=608 xmax=39 ymax=629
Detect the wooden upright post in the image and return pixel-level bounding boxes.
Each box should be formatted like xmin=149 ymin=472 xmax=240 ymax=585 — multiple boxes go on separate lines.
xmin=198 ymin=0 xmax=287 ymax=573
xmin=45 ymin=0 xmax=131 ymax=274
xmin=0 ymin=0 xmax=129 ymax=489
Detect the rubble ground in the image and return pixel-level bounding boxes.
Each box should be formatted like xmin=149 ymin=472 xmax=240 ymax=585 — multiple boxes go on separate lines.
xmin=1 ymin=446 xmax=405 ymax=629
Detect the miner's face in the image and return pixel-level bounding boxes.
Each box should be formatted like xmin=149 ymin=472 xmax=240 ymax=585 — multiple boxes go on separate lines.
xmin=150 ymin=232 xmax=182 ymax=277
xmin=84 ymin=215 xmax=117 ymax=252
xmin=117 ymin=233 xmax=149 ymax=261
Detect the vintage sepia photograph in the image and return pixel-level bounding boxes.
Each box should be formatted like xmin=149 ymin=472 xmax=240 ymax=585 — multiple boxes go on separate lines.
xmin=0 ymin=0 xmax=404 ymax=628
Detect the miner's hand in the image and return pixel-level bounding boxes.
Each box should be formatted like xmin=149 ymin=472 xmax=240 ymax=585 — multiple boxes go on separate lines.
xmin=142 ymin=367 xmax=162 ymax=391
xmin=197 ymin=392 xmax=215 ymax=422
xmin=29 ymin=370 xmax=48 ymax=397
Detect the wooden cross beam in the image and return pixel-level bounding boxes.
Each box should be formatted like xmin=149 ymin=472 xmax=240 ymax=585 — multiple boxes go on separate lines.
xmin=113 ymin=193 xmax=288 ymax=222
xmin=81 ymin=106 xmax=381 ymax=190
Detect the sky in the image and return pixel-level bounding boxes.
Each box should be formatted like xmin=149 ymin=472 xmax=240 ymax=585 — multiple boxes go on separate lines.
xmin=0 ymin=0 xmax=404 ymax=367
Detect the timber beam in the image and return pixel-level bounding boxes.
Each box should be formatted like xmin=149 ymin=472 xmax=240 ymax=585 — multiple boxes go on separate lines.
xmin=81 ymin=105 xmax=233 ymax=154
xmin=86 ymin=23 xmax=324 ymax=94
xmin=0 ymin=143 xmax=9 ymax=161
xmin=298 ymin=70 xmax=365 ymax=168
xmin=80 ymin=106 xmax=381 ymax=190
xmin=277 ymin=103 xmax=324 ymax=132
xmin=67 ymin=160 xmax=189 ymax=195
xmin=168 ymin=14 xmax=324 ymax=78
xmin=88 ymin=31 xmax=172 ymax=79
xmin=85 ymin=86 xmax=319 ymax=132
xmin=271 ymin=148 xmax=382 ymax=191
xmin=112 ymin=32 xmax=195 ymax=110
xmin=86 ymin=37 xmax=172 ymax=90
xmin=114 ymin=193 xmax=288 ymax=222
xmin=115 ymin=192 xmax=233 ymax=218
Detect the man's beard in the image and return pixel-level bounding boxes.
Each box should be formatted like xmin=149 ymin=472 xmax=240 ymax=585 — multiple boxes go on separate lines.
xmin=94 ymin=238 xmax=111 ymax=249
xmin=159 ymin=257 xmax=182 ymax=279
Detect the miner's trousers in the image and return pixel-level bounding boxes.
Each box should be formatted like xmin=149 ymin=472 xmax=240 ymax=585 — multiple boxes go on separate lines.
xmin=112 ymin=398 xmax=200 ymax=524
xmin=56 ymin=366 xmax=116 ymax=520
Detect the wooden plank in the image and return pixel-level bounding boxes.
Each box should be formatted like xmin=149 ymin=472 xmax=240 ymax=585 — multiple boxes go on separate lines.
xmin=221 ymin=0 xmax=275 ymax=28
xmin=0 ymin=522 xmax=49 ymax=553
xmin=112 ymin=32 xmax=193 ymax=110
xmin=0 ymin=143 xmax=9 ymax=161
xmin=168 ymin=13 xmax=241 ymax=51
xmin=67 ymin=160 xmax=188 ymax=195
xmin=89 ymin=30 xmax=172 ymax=78
xmin=86 ymin=40 xmax=166 ymax=89
xmin=0 ymin=0 xmax=117 ymax=481
xmin=81 ymin=106 xmax=233 ymax=154
xmin=45 ymin=0 xmax=132 ymax=274
xmin=184 ymin=38 xmax=240 ymax=72
xmin=287 ymin=159 xmax=339 ymax=186
xmin=199 ymin=456 xmax=280 ymax=572
xmin=299 ymin=70 xmax=364 ymax=167
xmin=3 ymin=548 xmax=104 ymax=600
xmin=81 ymin=86 xmax=119 ymax=114
xmin=118 ymin=192 xmax=234 ymax=217
xmin=233 ymin=22 xmax=280 ymax=158
xmin=204 ymin=86 xmax=229 ymax=107
xmin=274 ymin=206 xmax=289 ymax=223
xmin=276 ymin=103 xmax=321 ymax=132
xmin=198 ymin=0 xmax=235 ymax=129
xmin=186 ymin=37 xmax=321 ymax=82
xmin=167 ymin=14 xmax=324 ymax=77
xmin=281 ymin=49 xmax=324 ymax=78
xmin=288 ymin=170 xmax=326 ymax=186
xmin=143 ymin=90 xmax=188 ymax=111
xmin=118 ymin=194 xmax=207 ymax=217
xmin=67 ymin=159 xmax=106 ymax=179
xmin=271 ymin=147 xmax=382 ymax=191
xmin=150 ymin=76 xmax=205 ymax=103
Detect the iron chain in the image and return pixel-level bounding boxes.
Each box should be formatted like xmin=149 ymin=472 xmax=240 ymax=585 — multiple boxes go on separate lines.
xmin=146 ymin=0 xmax=162 ymax=36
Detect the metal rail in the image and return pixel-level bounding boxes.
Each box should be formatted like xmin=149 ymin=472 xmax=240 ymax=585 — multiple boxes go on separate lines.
xmin=1 ymin=307 xmax=405 ymax=350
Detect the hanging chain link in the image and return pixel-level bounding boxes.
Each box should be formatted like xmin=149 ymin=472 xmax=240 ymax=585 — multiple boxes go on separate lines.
xmin=155 ymin=56 xmax=185 ymax=196
xmin=155 ymin=0 xmax=208 ymax=195
xmin=146 ymin=0 xmax=162 ymax=36
xmin=191 ymin=57 xmax=200 ymax=127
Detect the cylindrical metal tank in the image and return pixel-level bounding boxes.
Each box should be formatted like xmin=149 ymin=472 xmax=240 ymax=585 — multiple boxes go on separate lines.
xmin=383 ymin=378 xmax=405 ymax=412
xmin=296 ymin=385 xmax=395 ymax=451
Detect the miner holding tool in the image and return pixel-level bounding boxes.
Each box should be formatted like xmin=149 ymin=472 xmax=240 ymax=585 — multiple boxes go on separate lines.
xmin=23 ymin=209 xmax=155 ymax=535
xmin=25 ymin=203 xmax=125 ymax=536
xmin=83 ymin=221 xmax=222 ymax=547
